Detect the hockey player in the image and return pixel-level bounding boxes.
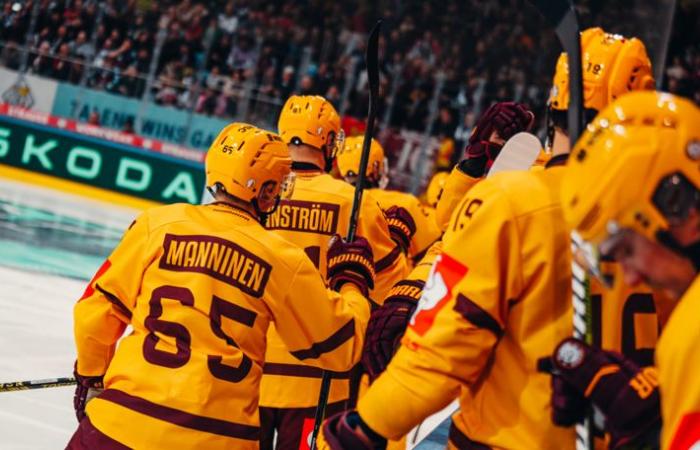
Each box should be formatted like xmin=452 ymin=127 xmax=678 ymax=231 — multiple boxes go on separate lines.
xmin=547 ymin=27 xmax=663 ymax=368
xmin=321 ymin=29 xmax=660 ymax=450
xmin=67 ymin=123 xmax=375 ymax=450
xmin=336 ymin=136 xmax=442 ymax=264
xmin=541 ymin=91 xmax=700 ymax=449
xmin=260 ymin=95 xmax=409 ymax=449
xmin=362 ymin=101 xmax=535 ymax=382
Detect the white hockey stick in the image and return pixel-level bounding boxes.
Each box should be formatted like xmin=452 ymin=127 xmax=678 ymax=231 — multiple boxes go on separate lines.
xmin=487 ymin=132 xmax=542 ymax=177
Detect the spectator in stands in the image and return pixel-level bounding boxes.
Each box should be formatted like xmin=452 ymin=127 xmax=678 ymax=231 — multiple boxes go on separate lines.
xmin=31 ymin=41 xmax=53 ymax=77
xmin=71 ymin=31 xmax=93 ymax=61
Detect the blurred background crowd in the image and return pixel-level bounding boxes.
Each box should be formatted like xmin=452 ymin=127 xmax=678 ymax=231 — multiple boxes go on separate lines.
xmin=0 ymin=0 xmax=698 ymax=170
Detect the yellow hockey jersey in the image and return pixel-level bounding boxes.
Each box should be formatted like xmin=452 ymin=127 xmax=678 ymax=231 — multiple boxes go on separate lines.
xmin=358 ymin=167 xmax=576 ymax=449
xmin=369 ymin=188 xmax=442 ymax=264
xmin=657 ymin=276 xmax=700 ymax=450
xmin=262 ymin=171 xmax=409 ymax=408
xmin=74 ymin=202 xmax=370 ymax=450
xmin=434 ymin=166 xmax=481 ymax=232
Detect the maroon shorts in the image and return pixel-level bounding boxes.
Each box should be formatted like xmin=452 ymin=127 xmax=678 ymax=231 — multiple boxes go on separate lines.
xmin=66 ymin=417 xmax=130 ymax=450
xmin=259 ymin=400 xmax=347 ymax=450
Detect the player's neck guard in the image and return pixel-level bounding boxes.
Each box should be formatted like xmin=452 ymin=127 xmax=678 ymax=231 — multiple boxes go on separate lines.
xmin=292 ymin=161 xmax=324 ymax=172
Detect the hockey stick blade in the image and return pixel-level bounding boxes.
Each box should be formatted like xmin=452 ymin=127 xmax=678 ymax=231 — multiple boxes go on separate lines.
xmin=0 ymin=377 xmax=76 ymax=392
xmin=487 ymin=132 xmax=541 ymax=177
xmin=310 ymin=20 xmax=383 ymax=450
xmin=530 ymin=0 xmax=584 ymax=143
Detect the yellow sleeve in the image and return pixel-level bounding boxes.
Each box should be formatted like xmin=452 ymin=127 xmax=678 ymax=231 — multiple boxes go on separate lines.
xmin=405 ymin=196 xmax=442 ymax=263
xmin=74 ymin=213 xmax=151 ymax=376
xmin=434 ymin=166 xmax=481 ymax=232
xmin=407 ymin=240 xmax=442 ymax=283
xmin=358 ymin=183 xmax=523 ymax=439
xmin=270 ymin=254 xmax=371 ymax=372
xmin=658 ymin=279 xmax=700 ymax=449
xmin=358 ymin=192 xmax=410 ymax=303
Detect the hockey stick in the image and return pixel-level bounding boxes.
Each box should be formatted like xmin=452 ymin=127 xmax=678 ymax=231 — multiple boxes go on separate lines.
xmin=309 ymin=19 xmax=383 ymax=450
xmin=0 ymin=377 xmax=76 ymax=392
xmin=486 ymin=132 xmax=542 ymax=177
xmin=528 ymin=2 xmax=593 ymax=450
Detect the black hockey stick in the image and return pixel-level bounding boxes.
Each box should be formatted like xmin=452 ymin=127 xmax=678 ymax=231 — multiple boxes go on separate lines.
xmin=0 ymin=377 xmax=76 ymax=392
xmin=529 ymin=2 xmax=592 ymax=450
xmin=309 ymin=19 xmax=383 ymax=450
xmin=531 ymin=0 xmax=584 ymax=142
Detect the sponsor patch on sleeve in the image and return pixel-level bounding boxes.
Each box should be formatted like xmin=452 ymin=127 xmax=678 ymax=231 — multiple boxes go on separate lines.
xmin=408 ymin=253 xmax=468 ymax=336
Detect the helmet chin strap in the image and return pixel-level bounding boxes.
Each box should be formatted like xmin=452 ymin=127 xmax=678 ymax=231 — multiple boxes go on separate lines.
xmin=656 ymin=230 xmax=700 ymax=272
xmin=252 ymin=196 xmax=281 ymax=226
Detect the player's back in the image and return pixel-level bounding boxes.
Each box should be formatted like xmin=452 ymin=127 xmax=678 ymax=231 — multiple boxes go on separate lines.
xmin=79 ymin=202 xmax=317 ymax=449
xmin=266 ymin=172 xmax=407 ymax=300
xmin=262 ymin=172 xmax=408 ymax=410
xmin=445 ymin=167 xmax=575 ymax=449
xmin=359 ymin=167 xmax=575 ymax=449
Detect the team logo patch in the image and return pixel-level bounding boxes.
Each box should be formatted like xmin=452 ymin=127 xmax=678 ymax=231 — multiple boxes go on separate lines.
xmin=409 ymin=253 xmax=468 ymax=336
xmin=554 ymin=340 xmax=585 ymax=369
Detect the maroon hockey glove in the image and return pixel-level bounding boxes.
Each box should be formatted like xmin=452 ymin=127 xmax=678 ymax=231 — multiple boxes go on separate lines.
xmin=461 ymin=102 xmax=535 ymax=177
xmin=319 ymin=410 xmax=387 ymax=450
xmin=362 ymin=280 xmax=423 ymax=381
xmin=73 ymin=364 xmax=104 ymax=422
xmin=327 ymin=234 xmax=375 ymax=296
xmin=459 ymin=140 xmax=503 ymax=177
xmin=384 ymin=206 xmax=416 ymax=255
xmin=469 ymin=101 xmax=535 ymax=144
xmin=538 ymin=338 xmax=661 ymax=449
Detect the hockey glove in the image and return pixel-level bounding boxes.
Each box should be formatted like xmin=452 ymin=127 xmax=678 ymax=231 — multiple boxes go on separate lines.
xmin=317 ymin=410 xmax=387 ymax=450
xmin=469 ymin=101 xmax=535 ymax=144
xmin=461 ymin=102 xmax=535 ymax=177
xmin=362 ymin=279 xmax=423 ymax=381
xmin=459 ymin=140 xmax=503 ymax=177
xmin=384 ymin=206 xmax=416 ymax=255
xmin=73 ymin=364 xmax=104 ymax=422
xmin=538 ymin=338 xmax=661 ymax=449
xmin=327 ymin=234 xmax=375 ymax=297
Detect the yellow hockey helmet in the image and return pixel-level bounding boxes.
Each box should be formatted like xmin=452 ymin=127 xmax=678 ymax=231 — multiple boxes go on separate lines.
xmin=206 ymin=123 xmax=293 ymax=205
xmin=562 ymin=91 xmax=700 ymax=250
xmin=336 ymin=135 xmax=389 ymax=188
xmin=549 ymin=27 xmax=655 ymax=112
xmin=425 ymin=171 xmax=449 ymax=207
xmin=277 ymin=95 xmax=344 ymax=161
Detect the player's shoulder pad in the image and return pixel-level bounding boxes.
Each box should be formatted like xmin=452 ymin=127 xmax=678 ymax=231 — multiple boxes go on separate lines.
xmin=445 ymin=170 xmax=557 ymax=238
xmin=135 ymin=203 xmax=193 ymax=233
xmin=484 ymin=169 xmax=561 ymax=218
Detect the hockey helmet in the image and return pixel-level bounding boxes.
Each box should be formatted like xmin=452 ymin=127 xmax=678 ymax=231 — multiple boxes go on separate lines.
xmin=549 ymin=27 xmax=655 ymax=113
xmin=561 ymin=91 xmax=700 ymax=273
xmin=278 ymin=95 xmax=344 ymax=165
xmin=206 ymin=123 xmax=294 ymax=207
xmin=336 ymin=135 xmax=389 ymax=189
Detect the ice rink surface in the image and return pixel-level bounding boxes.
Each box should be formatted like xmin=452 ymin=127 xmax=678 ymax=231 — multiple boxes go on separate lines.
xmin=0 ymin=178 xmax=450 ymax=449
xmin=0 ymin=179 xmax=136 ymax=449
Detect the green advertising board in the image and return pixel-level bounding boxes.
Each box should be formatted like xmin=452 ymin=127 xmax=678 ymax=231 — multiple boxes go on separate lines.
xmin=0 ymin=115 xmax=204 ymax=204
